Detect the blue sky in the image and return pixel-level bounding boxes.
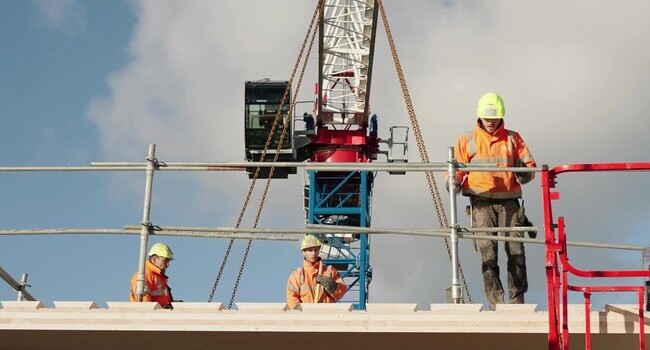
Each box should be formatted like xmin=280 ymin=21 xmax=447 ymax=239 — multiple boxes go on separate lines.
xmin=1 ymin=1 xmax=130 ymax=165
xmin=2 ymin=0 xmax=650 ymax=311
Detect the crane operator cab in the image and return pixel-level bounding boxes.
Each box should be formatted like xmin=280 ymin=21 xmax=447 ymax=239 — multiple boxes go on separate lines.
xmin=244 ymin=79 xmax=297 ymax=179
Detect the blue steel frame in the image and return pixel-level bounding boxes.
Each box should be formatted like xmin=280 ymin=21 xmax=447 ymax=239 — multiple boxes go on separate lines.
xmin=307 ymin=170 xmax=372 ymax=310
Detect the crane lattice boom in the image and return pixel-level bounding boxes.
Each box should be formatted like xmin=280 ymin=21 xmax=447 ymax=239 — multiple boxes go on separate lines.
xmin=318 ymin=0 xmax=378 ymax=126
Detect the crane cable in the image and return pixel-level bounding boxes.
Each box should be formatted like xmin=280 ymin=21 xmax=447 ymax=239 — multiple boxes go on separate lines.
xmin=377 ymin=0 xmax=472 ymax=303
xmin=207 ymin=0 xmax=323 ymax=307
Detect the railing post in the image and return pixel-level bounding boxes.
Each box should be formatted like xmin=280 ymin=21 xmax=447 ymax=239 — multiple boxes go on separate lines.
xmin=17 ymin=273 xmax=28 ymax=301
xmin=641 ymin=247 xmax=650 ymax=311
xmin=447 ymin=147 xmax=462 ymax=304
xmin=135 ymin=144 xmax=157 ymax=302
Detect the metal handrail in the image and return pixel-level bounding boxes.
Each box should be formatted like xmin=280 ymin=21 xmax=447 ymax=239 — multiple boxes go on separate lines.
xmin=3 ymin=143 xmax=647 ymax=309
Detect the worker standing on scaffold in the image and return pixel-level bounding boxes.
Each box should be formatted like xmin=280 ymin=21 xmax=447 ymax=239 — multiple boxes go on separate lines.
xmin=452 ymin=92 xmax=537 ymax=310
xmin=129 ymin=242 xmax=179 ymax=309
xmin=286 ymin=235 xmax=347 ymax=309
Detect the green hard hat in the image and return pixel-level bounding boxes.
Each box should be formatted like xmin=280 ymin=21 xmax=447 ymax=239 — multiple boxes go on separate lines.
xmin=148 ymin=243 xmax=174 ymax=260
xmin=476 ymin=92 xmax=505 ymax=119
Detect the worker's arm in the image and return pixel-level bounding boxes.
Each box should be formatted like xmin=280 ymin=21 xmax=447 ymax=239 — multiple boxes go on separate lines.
xmin=444 ymin=133 xmax=470 ymax=192
xmin=453 ymin=133 xmax=470 ymax=186
xmin=513 ymin=133 xmax=536 ymax=184
xmin=286 ymin=271 xmax=301 ymax=310
xmin=129 ymin=272 xmax=152 ymax=302
xmin=129 ymin=273 xmax=137 ymax=301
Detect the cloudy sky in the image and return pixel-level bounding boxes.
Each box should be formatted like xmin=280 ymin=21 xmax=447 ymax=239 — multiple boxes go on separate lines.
xmin=1 ymin=0 xmax=650 ymax=311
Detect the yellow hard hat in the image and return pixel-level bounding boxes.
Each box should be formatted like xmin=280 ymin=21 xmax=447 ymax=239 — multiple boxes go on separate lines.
xmin=148 ymin=243 xmax=174 ymax=260
xmin=300 ymin=234 xmax=322 ymax=250
xmin=476 ymin=92 xmax=505 ymax=119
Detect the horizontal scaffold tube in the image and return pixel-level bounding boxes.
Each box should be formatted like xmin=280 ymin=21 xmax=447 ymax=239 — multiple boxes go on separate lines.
xmin=0 ymin=162 xmax=543 ymax=173
xmin=0 ymin=228 xmax=296 ymax=241
xmin=88 ymin=161 xmax=542 ymax=173
xmin=305 ymin=224 xmax=646 ymax=252
xmin=1 ymin=225 xmax=641 ymax=252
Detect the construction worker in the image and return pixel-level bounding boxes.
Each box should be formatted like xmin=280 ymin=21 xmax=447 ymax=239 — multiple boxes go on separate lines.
xmin=129 ymin=242 xmax=177 ymax=309
xmin=452 ymin=92 xmax=537 ymax=311
xmin=286 ymin=235 xmax=347 ymax=309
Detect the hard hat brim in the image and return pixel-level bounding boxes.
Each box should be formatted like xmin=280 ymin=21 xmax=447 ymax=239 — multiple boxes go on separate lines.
xmin=478 ymin=116 xmax=503 ymax=120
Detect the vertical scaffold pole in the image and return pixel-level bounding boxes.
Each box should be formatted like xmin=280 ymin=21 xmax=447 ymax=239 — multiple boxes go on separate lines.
xmin=17 ymin=273 xmax=28 ymax=301
xmin=447 ymin=147 xmax=462 ymax=303
xmin=135 ymin=144 xmax=157 ymax=302
xmin=641 ymin=247 xmax=650 ymax=311
xmin=359 ymin=171 xmax=369 ymax=309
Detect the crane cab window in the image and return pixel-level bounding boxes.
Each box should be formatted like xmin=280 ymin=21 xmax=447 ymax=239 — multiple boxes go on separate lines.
xmin=244 ymin=80 xmax=292 ymax=161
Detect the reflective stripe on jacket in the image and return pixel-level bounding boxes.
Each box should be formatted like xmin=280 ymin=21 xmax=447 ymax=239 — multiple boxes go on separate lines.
xmin=286 ymin=259 xmax=347 ymax=309
xmin=129 ymin=259 xmax=172 ymax=308
xmin=454 ymin=119 xmax=536 ymax=199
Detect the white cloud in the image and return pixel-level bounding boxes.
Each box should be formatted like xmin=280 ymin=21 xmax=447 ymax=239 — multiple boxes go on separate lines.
xmin=32 ymin=0 xmax=86 ymax=35
xmin=87 ymin=0 xmax=650 ymax=309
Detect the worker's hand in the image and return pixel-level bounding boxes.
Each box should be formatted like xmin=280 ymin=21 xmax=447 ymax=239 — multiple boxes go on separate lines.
xmin=516 ymin=204 xmax=536 ymax=239
xmin=523 ymin=215 xmax=536 ymax=239
xmin=515 ymin=172 xmax=533 ymax=185
xmin=527 ymin=230 xmax=537 ymax=239
xmin=315 ymin=274 xmax=337 ymax=295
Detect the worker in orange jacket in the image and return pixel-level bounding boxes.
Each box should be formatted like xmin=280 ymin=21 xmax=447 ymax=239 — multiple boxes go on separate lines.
xmin=286 ymin=235 xmax=347 ymax=309
xmin=452 ymin=92 xmax=537 ymax=311
xmin=129 ymin=242 xmax=176 ymax=309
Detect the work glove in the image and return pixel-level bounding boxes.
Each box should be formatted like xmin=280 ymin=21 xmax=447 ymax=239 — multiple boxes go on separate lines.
xmin=514 ymin=159 xmax=533 ymax=185
xmin=516 ymin=203 xmax=536 ymax=239
xmin=522 ymin=215 xmax=535 ymax=239
xmin=515 ymin=172 xmax=533 ymax=185
xmin=315 ymin=274 xmax=337 ymax=295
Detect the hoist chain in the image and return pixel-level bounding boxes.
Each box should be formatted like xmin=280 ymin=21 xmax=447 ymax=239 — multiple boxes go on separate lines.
xmin=226 ymin=10 xmax=321 ymax=310
xmin=377 ymin=0 xmax=472 ymax=303
xmin=207 ymin=0 xmax=323 ymax=306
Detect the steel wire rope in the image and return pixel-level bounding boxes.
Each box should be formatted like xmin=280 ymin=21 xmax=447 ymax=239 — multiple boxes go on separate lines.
xmin=377 ymin=0 xmax=472 ymax=303
xmin=207 ymin=0 xmax=323 ymax=306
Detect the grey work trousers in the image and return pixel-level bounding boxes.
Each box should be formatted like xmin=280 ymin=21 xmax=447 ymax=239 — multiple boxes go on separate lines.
xmin=471 ymin=197 xmax=528 ymax=311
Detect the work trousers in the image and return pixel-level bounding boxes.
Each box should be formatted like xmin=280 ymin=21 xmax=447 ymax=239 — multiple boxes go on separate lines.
xmin=471 ymin=197 xmax=528 ymax=311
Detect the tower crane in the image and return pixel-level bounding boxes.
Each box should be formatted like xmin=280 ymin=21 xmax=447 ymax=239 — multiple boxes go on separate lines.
xmin=243 ymin=0 xmax=408 ymax=310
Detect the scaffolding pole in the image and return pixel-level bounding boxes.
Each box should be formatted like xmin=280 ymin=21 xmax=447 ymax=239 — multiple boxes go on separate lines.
xmin=135 ymin=144 xmax=156 ymax=302
xmin=447 ymin=147 xmax=462 ymax=304
xmin=3 ymin=145 xmax=645 ymax=310
xmin=0 ymin=162 xmax=542 ymax=174
xmin=0 ymin=228 xmax=297 ymax=241
xmin=0 ymin=266 xmax=35 ymax=301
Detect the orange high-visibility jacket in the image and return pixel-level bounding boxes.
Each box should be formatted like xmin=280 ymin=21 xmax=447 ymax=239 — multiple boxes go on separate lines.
xmin=286 ymin=259 xmax=347 ymax=309
xmin=129 ymin=259 xmax=172 ymax=308
xmin=454 ymin=120 xmax=536 ymax=199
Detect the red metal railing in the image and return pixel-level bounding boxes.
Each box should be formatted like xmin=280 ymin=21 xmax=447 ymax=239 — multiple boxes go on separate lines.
xmin=541 ymin=163 xmax=650 ymax=350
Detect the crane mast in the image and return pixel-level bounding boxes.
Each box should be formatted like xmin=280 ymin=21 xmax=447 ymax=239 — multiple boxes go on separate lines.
xmin=307 ymin=0 xmax=379 ymax=310
xmin=243 ymin=0 xmax=400 ymax=310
